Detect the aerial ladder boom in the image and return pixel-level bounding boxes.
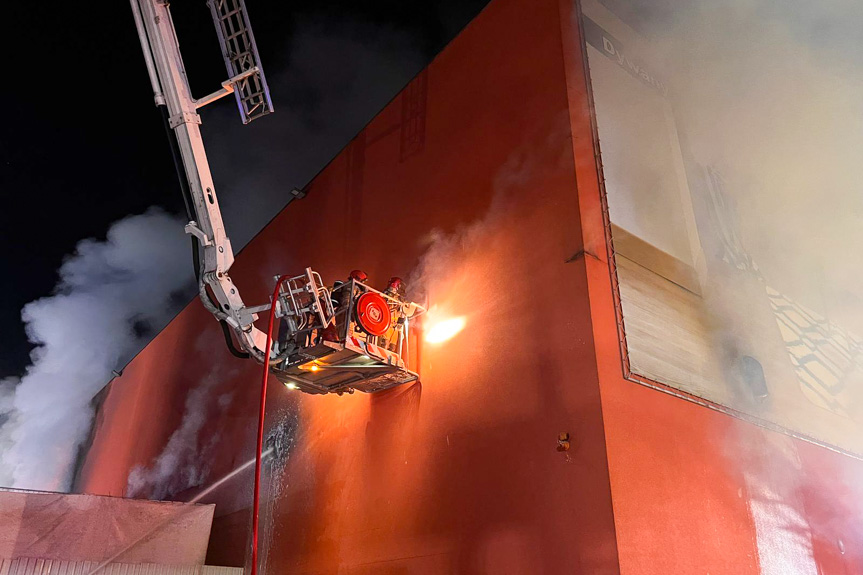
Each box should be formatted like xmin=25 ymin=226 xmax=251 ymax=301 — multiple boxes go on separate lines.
xmin=130 ymin=0 xmax=426 ymax=395
xmin=130 ymin=0 xmax=272 ymax=360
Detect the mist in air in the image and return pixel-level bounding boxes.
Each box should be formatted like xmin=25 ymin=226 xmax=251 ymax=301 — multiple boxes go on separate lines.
xmin=590 ymin=0 xmax=863 ymax=422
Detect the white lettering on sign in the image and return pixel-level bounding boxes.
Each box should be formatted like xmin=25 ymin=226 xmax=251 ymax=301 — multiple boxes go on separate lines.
xmin=587 ymin=17 xmax=669 ymax=97
xmin=610 ymin=38 xmax=668 ymax=96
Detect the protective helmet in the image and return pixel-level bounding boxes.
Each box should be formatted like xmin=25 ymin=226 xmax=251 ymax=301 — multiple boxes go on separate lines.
xmin=386 ymin=276 xmax=405 ymax=292
xmin=349 ymin=269 xmax=369 ymax=283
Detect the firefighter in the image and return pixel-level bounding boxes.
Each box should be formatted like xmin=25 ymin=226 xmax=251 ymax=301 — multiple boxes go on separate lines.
xmin=346 ymin=269 xmax=369 ymax=292
xmin=384 ymin=276 xmax=406 ymax=301
xmin=322 ymin=269 xmax=369 ymax=342
xmin=382 ymin=277 xmax=407 ymax=352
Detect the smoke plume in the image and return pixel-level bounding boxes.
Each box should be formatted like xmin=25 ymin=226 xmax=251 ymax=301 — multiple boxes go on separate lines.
xmin=588 ymin=0 xmax=863 ymax=420
xmin=591 ymin=0 xmax=863 ymax=325
xmin=0 ymin=209 xmax=194 ymax=491
xmin=126 ymin=361 xmax=238 ymax=500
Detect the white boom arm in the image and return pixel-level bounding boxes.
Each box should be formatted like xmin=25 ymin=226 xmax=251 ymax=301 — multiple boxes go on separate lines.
xmin=130 ymin=0 xmax=272 ymax=359
xmin=129 ymin=0 xmax=429 ymax=398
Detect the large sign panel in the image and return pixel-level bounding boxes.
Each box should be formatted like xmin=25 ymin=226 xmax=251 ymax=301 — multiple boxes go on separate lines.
xmin=583 ymin=0 xmax=863 ymax=454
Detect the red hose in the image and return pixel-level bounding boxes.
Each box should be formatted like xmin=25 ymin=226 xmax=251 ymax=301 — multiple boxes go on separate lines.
xmin=251 ymin=275 xmax=288 ymax=575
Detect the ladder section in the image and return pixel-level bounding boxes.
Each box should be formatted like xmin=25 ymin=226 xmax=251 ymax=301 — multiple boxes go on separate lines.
xmin=207 ymin=0 xmax=274 ymax=123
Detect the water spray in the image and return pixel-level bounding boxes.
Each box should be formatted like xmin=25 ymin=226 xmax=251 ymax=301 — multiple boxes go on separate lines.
xmin=85 ymin=446 xmax=275 ymax=575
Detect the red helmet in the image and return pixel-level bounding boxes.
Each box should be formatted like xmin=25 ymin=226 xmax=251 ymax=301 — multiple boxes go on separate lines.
xmin=386 ymin=277 xmax=405 ymax=291
xmin=349 ymin=269 xmax=368 ymax=283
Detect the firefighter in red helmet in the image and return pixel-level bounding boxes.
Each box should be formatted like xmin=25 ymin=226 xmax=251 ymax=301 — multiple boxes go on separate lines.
xmin=382 ymin=277 xmax=407 ymax=351
xmin=384 ymin=276 xmax=406 ymax=300
xmin=349 ymin=269 xmax=369 ymax=283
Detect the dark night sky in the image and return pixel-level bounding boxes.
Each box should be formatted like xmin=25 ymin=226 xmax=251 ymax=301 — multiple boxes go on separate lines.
xmin=0 ymin=1 xmax=489 ymax=377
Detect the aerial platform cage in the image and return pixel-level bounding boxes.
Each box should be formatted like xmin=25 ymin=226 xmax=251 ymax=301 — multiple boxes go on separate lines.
xmin=270 ymin=269 xmax=426 ymax=395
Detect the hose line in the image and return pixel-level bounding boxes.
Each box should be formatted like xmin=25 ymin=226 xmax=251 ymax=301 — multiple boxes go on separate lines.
xmin=250 ymin=275 xmax=288 ymax=575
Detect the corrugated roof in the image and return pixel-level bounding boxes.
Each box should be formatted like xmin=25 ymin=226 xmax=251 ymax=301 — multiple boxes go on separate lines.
xmin=0 ymin=559 xmax=241 ymax=575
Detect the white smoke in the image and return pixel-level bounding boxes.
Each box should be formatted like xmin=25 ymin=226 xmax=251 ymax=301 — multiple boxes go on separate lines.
xmin=0 ymin=208 xmax=194 ymax=491
xmin=126 ymin=362 xmax=237 ymax=501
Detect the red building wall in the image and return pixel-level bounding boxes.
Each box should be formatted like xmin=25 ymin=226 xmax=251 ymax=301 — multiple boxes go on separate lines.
xmin=77 ymin=0 xmax=863 ymax=572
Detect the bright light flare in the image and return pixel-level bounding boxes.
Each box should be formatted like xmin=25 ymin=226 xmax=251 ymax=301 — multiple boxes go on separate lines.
xmin=424 ymin=316 xmax=466 ymax=344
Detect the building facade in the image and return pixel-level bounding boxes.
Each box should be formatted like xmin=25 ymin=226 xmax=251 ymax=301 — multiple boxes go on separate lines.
xmin=77 ymin=0 xmax=863 ymax=572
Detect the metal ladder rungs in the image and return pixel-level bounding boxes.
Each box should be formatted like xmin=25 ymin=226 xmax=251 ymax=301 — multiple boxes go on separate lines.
xmin=207 ymin=0 xmax=273 ymax=123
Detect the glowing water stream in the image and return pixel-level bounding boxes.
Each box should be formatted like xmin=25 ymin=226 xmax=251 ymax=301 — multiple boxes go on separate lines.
xmin=189 ymin=447 xmax=273 ymax=503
